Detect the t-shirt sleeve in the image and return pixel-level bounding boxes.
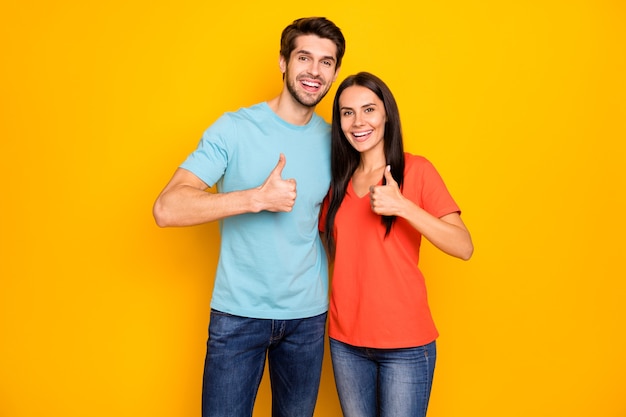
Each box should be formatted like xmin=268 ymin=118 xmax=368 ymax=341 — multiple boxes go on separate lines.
xmin=410 ymin=156 xmax=461 ymax=218
xmin=179 ymin=115 xmax=233 ymax=187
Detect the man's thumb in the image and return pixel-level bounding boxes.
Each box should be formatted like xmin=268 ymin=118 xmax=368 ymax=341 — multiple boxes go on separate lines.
xmin=272 ymin=153 xmax=286 ymax=177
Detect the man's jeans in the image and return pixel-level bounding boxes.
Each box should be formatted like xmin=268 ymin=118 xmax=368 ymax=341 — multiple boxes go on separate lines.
xmin=330 ymin=338 xmax=436 ymax=417
xmin=202 ymin=310 xmax=327 ymax=417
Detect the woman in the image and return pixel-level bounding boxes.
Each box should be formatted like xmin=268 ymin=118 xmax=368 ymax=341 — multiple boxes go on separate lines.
xmin=322 ymin=72 xmax=474 ymax=417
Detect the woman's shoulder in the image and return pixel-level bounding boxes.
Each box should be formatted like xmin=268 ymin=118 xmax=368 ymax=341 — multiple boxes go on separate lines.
xmin=404 ymin=152 xmax=433 ymax=168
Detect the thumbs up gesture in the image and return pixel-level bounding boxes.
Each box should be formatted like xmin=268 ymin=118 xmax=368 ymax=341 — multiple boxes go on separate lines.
xmin=369 ymin=165 xmax=404 ymax=216
xmin=258 ymin=153 xmax=297 ymax=212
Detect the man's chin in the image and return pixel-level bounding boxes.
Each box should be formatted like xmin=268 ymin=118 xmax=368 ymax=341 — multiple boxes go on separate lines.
xmin=299 ymin=91 xmax=329 ymax=108
xmin=288 ymin=81 xmax=330 ymax=108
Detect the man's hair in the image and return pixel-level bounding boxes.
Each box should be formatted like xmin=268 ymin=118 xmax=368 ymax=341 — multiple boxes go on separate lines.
xmin=280 ymin=17 xmax=346 ymax=69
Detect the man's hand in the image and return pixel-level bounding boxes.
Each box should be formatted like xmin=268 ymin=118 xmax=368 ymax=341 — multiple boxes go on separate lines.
xmin=257 ymin=153 xmax=297 ymax=212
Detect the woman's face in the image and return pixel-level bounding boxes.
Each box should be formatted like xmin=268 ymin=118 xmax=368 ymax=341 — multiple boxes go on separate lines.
xmin=338 ymin=85 xmax=387 ymax=154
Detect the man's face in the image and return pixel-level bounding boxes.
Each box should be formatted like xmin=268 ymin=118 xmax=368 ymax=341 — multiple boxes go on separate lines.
xmin=281 ymin=34 xmax=340 ymax=108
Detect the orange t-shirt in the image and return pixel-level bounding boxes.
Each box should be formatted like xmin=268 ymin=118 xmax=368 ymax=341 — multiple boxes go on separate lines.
xmin=323 ymin=154 xmax=460 ymax=348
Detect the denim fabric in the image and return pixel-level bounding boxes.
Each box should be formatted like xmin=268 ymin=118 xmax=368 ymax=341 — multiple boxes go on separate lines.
xmin=202 ymin=310 xmax=327 ymax=417
xmin=330 ymin=338 xmax=436 ymax=417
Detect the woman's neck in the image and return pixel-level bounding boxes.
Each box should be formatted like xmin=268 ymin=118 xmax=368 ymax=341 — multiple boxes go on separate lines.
xmin=357 ymin=150 xmax=386 ymax=174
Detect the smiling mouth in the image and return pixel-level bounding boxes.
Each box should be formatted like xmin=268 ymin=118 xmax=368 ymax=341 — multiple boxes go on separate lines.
xmin=351 ymin=130 xmax=373 ymax=142
xmin=300 ymin=79 xmax=322 ymax=92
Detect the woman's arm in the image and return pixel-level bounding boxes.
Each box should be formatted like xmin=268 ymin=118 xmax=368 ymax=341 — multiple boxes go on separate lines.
xmin=369 ymin=167 xmax=474 ymax=260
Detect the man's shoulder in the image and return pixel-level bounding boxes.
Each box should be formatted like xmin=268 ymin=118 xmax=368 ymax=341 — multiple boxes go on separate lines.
xmin=311 ymin=112 xmax=331 ymax=127
xmin=226 ymin=102 xmax=268 ymax=117
xmin=207 ymin=102 xmax=267 ymax=131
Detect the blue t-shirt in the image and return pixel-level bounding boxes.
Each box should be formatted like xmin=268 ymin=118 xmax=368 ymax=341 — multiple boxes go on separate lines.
xmin=180 ymin=102 xmax=331 ymax=319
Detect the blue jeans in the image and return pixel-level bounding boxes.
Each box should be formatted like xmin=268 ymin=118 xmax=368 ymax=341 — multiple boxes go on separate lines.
xmin=330 ymin=338 xmax=437 ymax=417
xmin=202 ymin=310 xmax=327 ymax=417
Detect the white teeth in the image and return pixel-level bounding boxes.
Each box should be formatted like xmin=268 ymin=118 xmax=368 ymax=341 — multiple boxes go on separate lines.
xmin=302 ymin=81 xmax=320 ymax=88
xmin=353 ymin=131 xmax=372 ymax=137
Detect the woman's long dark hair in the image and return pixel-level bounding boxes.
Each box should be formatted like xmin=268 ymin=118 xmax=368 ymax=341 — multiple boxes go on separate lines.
xmin=324 ymin=72 xmax=405 ymax=258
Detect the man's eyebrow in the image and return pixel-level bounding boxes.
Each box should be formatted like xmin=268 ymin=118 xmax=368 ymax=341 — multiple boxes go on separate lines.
xmin=295 ymin=49 xmax=336 ymax=62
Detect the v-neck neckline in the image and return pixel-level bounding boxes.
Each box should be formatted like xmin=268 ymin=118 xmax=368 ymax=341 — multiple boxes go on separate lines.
xmin=349 ymin=177 xmax=383 ymax=199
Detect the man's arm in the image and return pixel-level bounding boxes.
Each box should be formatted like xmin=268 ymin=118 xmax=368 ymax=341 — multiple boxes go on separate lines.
xmin=153 ymin=153 xmax=297 ymax=227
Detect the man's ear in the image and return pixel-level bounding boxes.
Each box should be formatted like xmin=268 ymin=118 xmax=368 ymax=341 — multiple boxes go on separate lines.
xmin=279 ymin=55 xmax=287 ymax=75
xmin=332 ymin=66 xmax=341 ymax=83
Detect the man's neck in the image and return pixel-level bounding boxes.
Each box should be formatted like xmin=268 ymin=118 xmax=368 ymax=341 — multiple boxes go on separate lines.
xmin=266 ymin=90 xmax=316 ymax=126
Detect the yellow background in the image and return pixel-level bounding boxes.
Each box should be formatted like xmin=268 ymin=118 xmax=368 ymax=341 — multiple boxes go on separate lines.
xmin=2 ymin=1 xmax=625 ymax=416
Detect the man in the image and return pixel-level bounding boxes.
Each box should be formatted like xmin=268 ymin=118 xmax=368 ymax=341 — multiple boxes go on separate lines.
xmin=153 ymin=17 xmax=345 ymax=417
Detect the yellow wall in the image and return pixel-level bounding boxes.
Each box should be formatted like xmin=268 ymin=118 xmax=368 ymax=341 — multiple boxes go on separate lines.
xmin=1 ymin=1 xmax=625 ymax=416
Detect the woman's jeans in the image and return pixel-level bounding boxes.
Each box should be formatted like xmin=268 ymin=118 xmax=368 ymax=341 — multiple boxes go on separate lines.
xmin=202 ymin=310 xmax=327 ymax=417
xmin=330 ymin=338 xmax=437 ymax=417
